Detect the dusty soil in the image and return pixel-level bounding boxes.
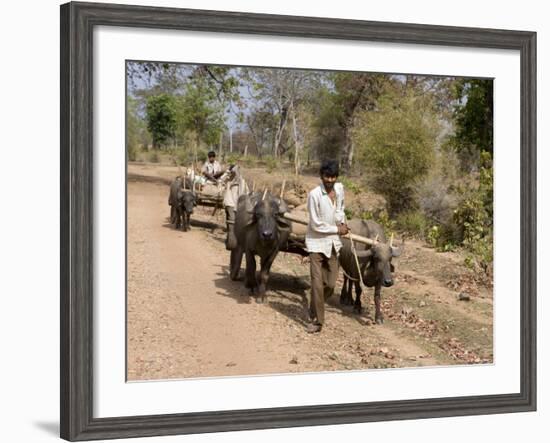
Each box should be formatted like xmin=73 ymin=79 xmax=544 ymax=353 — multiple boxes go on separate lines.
xmin=127 ymin=163 xmax=493 ymax=381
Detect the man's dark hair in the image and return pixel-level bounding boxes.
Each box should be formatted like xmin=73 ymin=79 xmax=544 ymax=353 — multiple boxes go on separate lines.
xmin=319 ymin=159 xmax=339 ymax=177
xmin=208 ymin=151 xmax=216 ymax=158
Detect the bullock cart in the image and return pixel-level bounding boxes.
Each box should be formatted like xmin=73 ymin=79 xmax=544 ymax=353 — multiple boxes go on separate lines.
xmin=177 ymin=165 xmax=227 ymax=214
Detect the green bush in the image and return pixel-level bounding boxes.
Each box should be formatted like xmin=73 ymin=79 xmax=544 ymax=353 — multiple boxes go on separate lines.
xmin=360 ymin=209 xmax=396 ymax=238
xmin=225 ymin=153 xmax=242 ymax=166
xmin=196 ymin=148 xmax=208 ymax=163
xmin=148 ymin=151 xmax=160 ymax=163
xmin=425 ymin=224 xmax=460 ymax=252
xmin=353 ymin=91 xmax=438 ymax=214
xmin=175 ymin=149 xmax=188 ymax=166
xmin=453 ymin=193 xmax=492 ymax=270
xmin=264 ymin=155 xmax=279 ymax=173
xmin=344 ymin=208 xmax=355 ymax=220
xmin=396 ymin=210 xmax=428 ymax=238
xmin=339 ymin=176 xmax=361 ymax=195
xmin=127 ymin=144 xmax=137 ymax=162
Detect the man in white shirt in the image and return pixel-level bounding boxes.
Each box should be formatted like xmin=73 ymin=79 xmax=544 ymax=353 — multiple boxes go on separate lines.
xmin=305 ymin=159 xmax=349 ymax=333
xmin=201 ymin=151 xmax=223 ymax=183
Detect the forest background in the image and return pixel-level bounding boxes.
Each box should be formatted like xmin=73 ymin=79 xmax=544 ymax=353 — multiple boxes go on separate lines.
xmin=126 ymin=62 xmax=494 ymax=275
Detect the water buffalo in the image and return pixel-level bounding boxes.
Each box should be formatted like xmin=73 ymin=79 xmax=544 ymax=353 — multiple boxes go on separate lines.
xmin=168 ymin=177 xmax=196 ymax=231
xmin=229 ymin=192 xmax=291 ymax=303
xmin=339 ymin=219 xmax=403 ymax=324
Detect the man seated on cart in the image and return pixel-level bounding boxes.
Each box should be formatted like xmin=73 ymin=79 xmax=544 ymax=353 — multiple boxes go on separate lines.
xmin=201 ymin=151 xmax=224 ymax=184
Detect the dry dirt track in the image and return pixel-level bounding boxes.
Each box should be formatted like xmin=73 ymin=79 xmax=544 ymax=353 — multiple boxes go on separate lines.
xmin=127 ymin=175 xmax=493 ymax=381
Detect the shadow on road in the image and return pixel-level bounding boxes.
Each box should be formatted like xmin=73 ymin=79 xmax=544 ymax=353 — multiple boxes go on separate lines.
xmin=211 ymin=262 xmax=370 ymax=328
xmin=161 ymin=218 xmax=221 ymax=232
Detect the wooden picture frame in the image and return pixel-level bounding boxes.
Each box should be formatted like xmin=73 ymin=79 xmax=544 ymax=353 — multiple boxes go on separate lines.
xmin=60 ymin=1 xmax=536 ymax=440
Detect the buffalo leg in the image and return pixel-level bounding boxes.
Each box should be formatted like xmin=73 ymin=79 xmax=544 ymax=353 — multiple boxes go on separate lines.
xmin=184 ymin=212 xmax=191 ymax=231
xmin=183 ymin=212 xmax=187 ymax=231
xmin=230 ymin=247 xmax=243 ymax=281
xmin=353 ymin=281 xmax=363 ymax=313
xmin=244 ymin=250 xmax=258 ymax=294
xmin=374 ymin=285 xmax=384 ymax=324
xmin=257 ymin=253 xmax=277 ymax=303
xmin=170 ymin=205 xmax=175 ymax=224
xmin=340 ymin=277 xmax=350 ymax=305
xmin=175 ymin=207 xmax=182 ymax=229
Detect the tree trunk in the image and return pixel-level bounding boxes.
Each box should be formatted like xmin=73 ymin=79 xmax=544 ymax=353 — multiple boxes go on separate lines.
xmin=340 ymin=118 xmax=356 ymax=174
xmin=194 ymin=134 xmax=200 ymax=165
xmin=291 ymin=105 xmax=301 ymax=176
xmin=273 ymin=107 xmax=289 ymax=158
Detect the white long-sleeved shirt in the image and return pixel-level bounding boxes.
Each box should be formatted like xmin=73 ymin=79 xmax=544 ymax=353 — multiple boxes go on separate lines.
xmin=305 ymin=182 xmax=346 ymax=258
xmin=201 ymin=160 xmax=221 ymax=177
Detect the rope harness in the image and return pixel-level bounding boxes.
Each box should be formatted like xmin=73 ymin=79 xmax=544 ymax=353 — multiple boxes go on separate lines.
xmin=345 ymin=234 xmax=366 ymax=286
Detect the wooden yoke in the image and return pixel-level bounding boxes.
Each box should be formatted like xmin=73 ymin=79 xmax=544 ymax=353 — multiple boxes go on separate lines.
xmin=281 ymin=212 xmax=380 ymax=247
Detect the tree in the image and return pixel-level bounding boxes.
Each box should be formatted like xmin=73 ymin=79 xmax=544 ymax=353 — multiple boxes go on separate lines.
xmin=246 ymin=109 xmax=275 ymax=157
xmin=353 ymin=90 xmax=439 ymax=214
xmin=127 ymin=96 xmax=151 ymax=159
xmin=145 ymin=94 xmax=177 ymax=149
xmin=243 ymin=68 xmax=320 ymax=161
xmin=449 ymin=79 xmax=493 ymax=171
xmin=311 ymin=85 xmax=345 ymax=161
xmin=333 ymin=73 xmax=391 ymax=173
xmin=177 ymin=78 xmax=226 ymax=161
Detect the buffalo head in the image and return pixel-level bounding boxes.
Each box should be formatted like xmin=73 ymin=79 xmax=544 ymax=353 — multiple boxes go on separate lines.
xmin=179 ymin=190 xmax=196 ymax=214
xmin=355 ymin=238 xmax=404 ymax=287
xmin=247 ymin=192 xmax=289 ymax=243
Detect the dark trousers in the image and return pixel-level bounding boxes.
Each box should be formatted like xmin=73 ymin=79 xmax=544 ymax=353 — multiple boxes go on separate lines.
xmin=225 ymin=207 xmax=236 ymax=250
xmin=309 ymin=247 xmax=339 ymax=325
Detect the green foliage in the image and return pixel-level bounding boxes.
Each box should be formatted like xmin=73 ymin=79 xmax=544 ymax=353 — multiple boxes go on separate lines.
xmin=423 ymin=151 xmax=493 ymax=269
xmin=225 ymin=153 xmax=242 ymax=166
xmin=452 ymin=154 xmax=493 ymax=272
xmin=396 ymin=210 xmax=429 ymax=238
xmin=448 ymin=79 xmax=493 ymax=171
xmin=353 ymin=91 xmax=438 ymax=214
xmin=178 ymin=80 xmax=225 ymax=147
xmin=311 ymin=86 xmax=346 ymax=160
xmin=339 ymin=176 xmax=361 ymax=195
xmin=263 ymin=155 xmax=279 ymax=173
xmin=360 ymin=209 xmax=396 ymax=238
xmin=127 ymin=144 xmax=137 ymax=162
xmin=344 ymin=208 xmax=355 ymax=220
xmin=145 ymin=94 xmax=177 ymax=148
xmin=425 ymin=224 xmax=459 ymax=252
xmin=196 ymin=148 xmax=208 ymax=163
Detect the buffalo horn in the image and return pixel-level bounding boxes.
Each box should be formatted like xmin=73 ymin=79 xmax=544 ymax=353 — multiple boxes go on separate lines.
xmin=391 ymin=237 xmax=405 ymax=257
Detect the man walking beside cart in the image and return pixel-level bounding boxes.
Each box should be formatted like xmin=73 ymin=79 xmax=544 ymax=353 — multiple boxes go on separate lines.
xmin=305 ymin=159 xmax=349 ymax=333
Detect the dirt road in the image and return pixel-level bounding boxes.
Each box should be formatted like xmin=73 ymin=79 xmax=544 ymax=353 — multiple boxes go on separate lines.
xmin=127 ymin=174 xmax=493 ymax=381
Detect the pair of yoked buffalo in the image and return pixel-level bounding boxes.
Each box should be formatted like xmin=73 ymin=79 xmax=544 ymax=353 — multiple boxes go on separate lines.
xmin=228 ymin=191 xmax=403 ymax=323
xmin=168 ymin=177 xmax=196 ymax=231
